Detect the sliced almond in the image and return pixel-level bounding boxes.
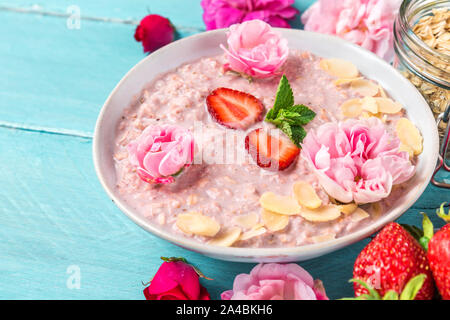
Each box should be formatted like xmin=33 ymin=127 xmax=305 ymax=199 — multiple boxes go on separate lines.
xmin=240 ymin=226 xmax=267 ymax=241
xmin=399 ymin=143 xmax=414 ymax=159
xmin=233 ymin=213 xmax=260 ymax=229
xmin=396 ymin=118 xmax=423 ymax=156
xmin=260 ymin=192 xmax=301 ymax=215
xmin=176 ymin=213 xmax=220 ymax=237
xmin=375 ymin=98 xmax=403 ymax=114
xmin=319 ymin=58 xmax=359 ymax=78
xmin=341 ymin=98 xmax=363 ymax=118
xmin=378 ymin=86 xmax=388 ymax=98
xmin=361 ymin=97 xmax=379 ymax=114
xmin=371 ymin=202 xmax=383 ymax=218
xmin=300 ymin=205 xmax=342 ymax=222
xmin=334 ymin=77 xmax=364 ymax=86
xmin=350 ymin=208 xmax=370 ymax=222
xmin=293 ymin=181 xmax=322 ymax=209
xmin=350 ymin=79 xmax=379 ymax=97
xmin=338 ymin=203 xmax=358 ymax=215
xmin=208 ymin=227 xmax=241 ymax=247
xmin=311 ymin=233 xmax=336 ymax=243
xmin=261 ymin=209 xmax=290 ymax=232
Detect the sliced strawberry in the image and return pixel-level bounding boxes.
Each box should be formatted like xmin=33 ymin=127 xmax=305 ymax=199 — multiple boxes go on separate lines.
xmin=206 ymin=88 xmax=264 ymax=130
xmin=245 ymin=128 xmax=300 ymax=171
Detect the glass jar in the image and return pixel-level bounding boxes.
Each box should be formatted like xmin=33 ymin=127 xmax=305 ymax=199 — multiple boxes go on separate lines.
xmin=393 ymin=0 xmax=450 ymax=136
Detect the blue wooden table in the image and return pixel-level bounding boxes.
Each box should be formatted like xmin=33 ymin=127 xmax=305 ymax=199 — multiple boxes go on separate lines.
xmin=1 ymin=0 xmax=449 ymax=300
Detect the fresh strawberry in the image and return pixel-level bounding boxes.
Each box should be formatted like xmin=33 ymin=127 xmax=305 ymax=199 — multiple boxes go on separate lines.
xmin=245 ymin=128 xmax=300 ymax=171
xmin=353 ymin=222 xmax=435 ymax=300
xmin=206 ymin=88 xmax=264 ymax=130
xmin=428 ymin=224 xmax=450 ymax=299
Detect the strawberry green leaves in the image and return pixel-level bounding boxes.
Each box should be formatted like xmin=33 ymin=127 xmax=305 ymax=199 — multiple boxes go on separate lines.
xmin=265 ymin=75 xmax=316 ymax=147
xmin=437 ymin=202 xmax=450 ymax=222
xmin=342 ymin=274 xmax=427 ymax=300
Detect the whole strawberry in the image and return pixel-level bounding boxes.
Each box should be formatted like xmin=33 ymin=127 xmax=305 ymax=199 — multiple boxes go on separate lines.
xmin=426 ymin=205 xmax=450 ymax=300
xmin=428 ymin=224 xmax=450 ymax=299
xmin=353 ymin=222 xmax=434 ymax=300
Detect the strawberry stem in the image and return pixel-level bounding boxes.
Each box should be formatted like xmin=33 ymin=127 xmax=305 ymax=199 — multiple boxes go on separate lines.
xmin=437 ymin=202 xmax=450 ymax=222
xmin=419 ymin=213 xmax=434 ymax=251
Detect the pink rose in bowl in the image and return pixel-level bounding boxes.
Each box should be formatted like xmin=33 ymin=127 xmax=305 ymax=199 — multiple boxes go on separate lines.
xmin=221 ymin=19 xmax=289 ymax=79
xmin=143 ymin=261 xmax=211 ymax=300
xmin=301 ymin=0 xmax=402 ymax=61
xmin=128 ymin=125 xmax=194 ymax=185
xmin=221 ymin=263 xmax=328 ymax=300
xmin=301 ymin=118 xmax=415 ymax=204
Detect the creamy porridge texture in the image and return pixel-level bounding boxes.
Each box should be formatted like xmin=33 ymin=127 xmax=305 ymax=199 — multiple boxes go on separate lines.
xmin=113 ymin=51 xmax=419 ymax=248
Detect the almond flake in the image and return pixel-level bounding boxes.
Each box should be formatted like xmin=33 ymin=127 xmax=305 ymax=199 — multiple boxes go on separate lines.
xmin=396 ymin=118 xmax=423 ymax=156
xmin=311 ymin=233 xmax=336 ymax=243
xmin=334 ymin=77 xmax=364 ymax=86
xmin=260 ymin=192 xmax=301 ymax=215
xmin=378 ymin=86 xmax=388 ymax=98
xmin=261 ymin=209 xmax=290 ymax=232
xmin=338 ymin=203 xmax=358 ymax=215
xmin=375 ymin=98 xmax=403 ymax=114
xmin=293 ymin=181 xmax=322 ymax=209
xmin=176 ymin=213 xmax=220 ymax=237
xmin=233 ymin=213 xmax=260 ymax=229
xmin=399 ymin=143 xmax=414 ymax=159
xmin=320 ymin=58 xmax=359 ymax=78
xmin=361 ymin=97 xmax=379 ymax=114
xmin=240 ymin=226 xmax=267 ymax=241
xmin=350 ymin=208 xmax=370 ymax=222
xmin=350 ymin=79 xmax=379 ymax=97
xmin=208 ymin=227 xmax=241 ymax=247
xmin=340 ymin=99 xmax=363 ymax=118
xmin=300 ymin=205 xmax=342 ymax=222
xmin=371 ymin=202 xmax=383 ymax=218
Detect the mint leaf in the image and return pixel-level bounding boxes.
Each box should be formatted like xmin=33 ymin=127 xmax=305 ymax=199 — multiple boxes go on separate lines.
xmin=290 ymin=126 xmax=307 ymax=146
xmin=266 ymin=75 xmax=294 ymax=120
xmin=265 ymin=75 xmax=315 ymax=147
xmin=286 ymin=105 xmax=316 ymax=125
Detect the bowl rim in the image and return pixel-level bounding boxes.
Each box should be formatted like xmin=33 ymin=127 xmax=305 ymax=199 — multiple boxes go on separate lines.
xmin=93 ymin=28 xmax=439 ymax=260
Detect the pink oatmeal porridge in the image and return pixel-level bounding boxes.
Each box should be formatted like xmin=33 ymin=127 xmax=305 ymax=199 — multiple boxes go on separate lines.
xmin=113 ymin=51 xmax=421 ymax=248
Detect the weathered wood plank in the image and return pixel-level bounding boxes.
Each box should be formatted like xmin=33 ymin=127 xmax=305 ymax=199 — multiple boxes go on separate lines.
xmin=0 ymin=10 xmax=199 ymax=135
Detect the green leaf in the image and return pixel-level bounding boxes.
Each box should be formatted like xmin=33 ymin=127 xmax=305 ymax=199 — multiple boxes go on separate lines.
xmin=437 ymin=202 xmax=450 ymax=222
xmin=382 ymin=291 xmax=399 ymax=300
xmin=264 ymin=75 xmax=315 ymax=147
xmin=401 ymin=224 xmax=424 ymax=242
xmin=266 ymin=75 xmax=294 ymax=120
xmin=419 ymin=213 xmax=434 ymax=251
xmin=348 ymin=279 xmax=381 ymax=300
xmin=286 ymin=105 xmax=316 ymax=125
xmin=399 ymin=274 xmax=426 ymax=300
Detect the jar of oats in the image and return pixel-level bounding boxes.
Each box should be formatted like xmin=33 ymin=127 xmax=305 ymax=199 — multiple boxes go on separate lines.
xmin=394 ymin=0 xmax=450 ymax=136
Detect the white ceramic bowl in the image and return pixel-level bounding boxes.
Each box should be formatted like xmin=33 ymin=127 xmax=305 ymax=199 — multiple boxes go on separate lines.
xmin=93 ymin=29 xmax=439 ymax=263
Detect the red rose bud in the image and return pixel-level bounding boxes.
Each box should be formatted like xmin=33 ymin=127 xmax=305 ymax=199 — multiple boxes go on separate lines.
xmin=134 ymin=14 xmax=174 ymax=53
xmin=143 ymin=259 xmax=211 ymax=300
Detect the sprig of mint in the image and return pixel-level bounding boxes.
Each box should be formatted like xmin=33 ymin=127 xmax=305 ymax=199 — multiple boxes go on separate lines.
xmin=265 ymin=75 xmax=316 ymax=147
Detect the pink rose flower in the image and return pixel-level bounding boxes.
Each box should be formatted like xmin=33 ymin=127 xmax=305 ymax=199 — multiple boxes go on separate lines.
xmin=301 ymin=118 xmax=415 ymax=204
xmin=143 ymin=261 xmax=211 ymax=300
xmin=221 ymin=20 xmax=289 ymax=78
xmin=221 ymin=263 xmax=329 ymax=300
xmin=134 ymin=14 xmax=174 ymax=53
xmin=128 ymin=125 xmax=194 ymax=185
xmin=301 ymin=0 xmax=402 ymax=61
xmin=201 ymin=0 xmax=299 ymax=30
